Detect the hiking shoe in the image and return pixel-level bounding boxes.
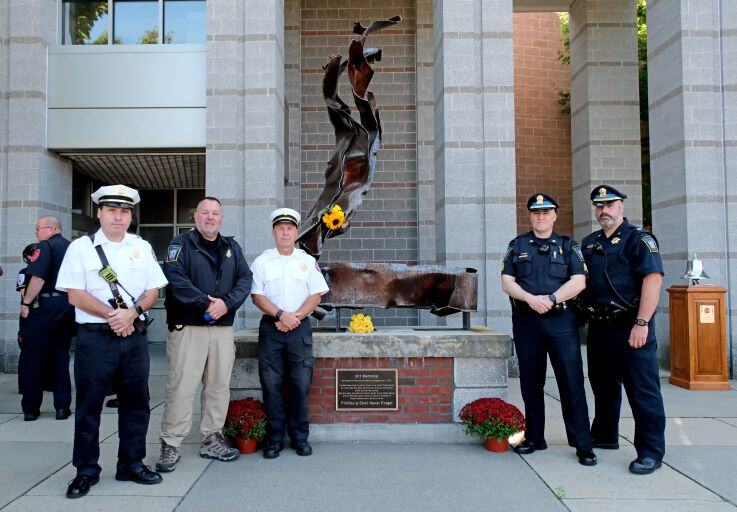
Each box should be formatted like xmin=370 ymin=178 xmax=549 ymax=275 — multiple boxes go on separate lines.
xmin=200 ymin=432 xmax=240 ymax=462
xmin=156 ymin=441 xmax=181 ymax=473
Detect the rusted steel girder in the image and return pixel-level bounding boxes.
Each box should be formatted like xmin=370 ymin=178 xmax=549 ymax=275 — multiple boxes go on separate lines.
xmin=297 ymin=16 xmax=402 ymax=259
xmin=318 ymin=263 xmax=478 ymax=316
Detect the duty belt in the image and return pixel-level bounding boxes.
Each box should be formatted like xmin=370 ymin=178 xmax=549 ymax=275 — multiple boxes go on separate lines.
xmin=39 ymin=292 xmax=65 ymax=298
xmin=586 ymin=303 xmax=636 ymax=323
xmin=511 ymin=299 xmax=570 ymax=316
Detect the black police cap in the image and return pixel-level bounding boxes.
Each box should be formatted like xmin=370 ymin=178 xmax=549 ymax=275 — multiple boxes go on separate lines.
xmin=590 ymin=184 xmax=627 ymax=204
xmin=527 ymin=193 xmax=559 ymax=211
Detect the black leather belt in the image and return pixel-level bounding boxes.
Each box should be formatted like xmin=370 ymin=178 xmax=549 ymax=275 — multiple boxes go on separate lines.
xmin=39 ymin=292 xmax=66 ymax=298
xmin=81 ymin=323 xmax=113 ymax=332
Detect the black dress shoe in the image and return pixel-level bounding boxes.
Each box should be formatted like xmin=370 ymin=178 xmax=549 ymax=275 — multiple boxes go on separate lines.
xmin=629 ymin=456 xmax=662 ymax=475
xmin=513 ymin=439 xmax=547 ymax=455
xmin=576 ymin=448 xmax=597 ymax=466
xmin=106 ymin=398 xmax=119 ymax=408
xmin=115 ymin=465 xmax=163 ymax=485
xmin=56 ymin=408 xmax=72 ymax=420
xmin=23 ymin=413 xmax=39 ymax=422
xmin=592 ymin=439 xmax=619 ymax=450
xmin=263 ymin=440 xmax=284 ymax=459
xmin=290 ymin=439 xmax=313 ymax=456
xmin=66 ymin=475 xmax=99 ymax=499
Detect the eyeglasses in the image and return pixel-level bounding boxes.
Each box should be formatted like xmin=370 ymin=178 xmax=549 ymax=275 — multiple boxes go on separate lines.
xmin=34 ymin=226 xmax=54 ymax=233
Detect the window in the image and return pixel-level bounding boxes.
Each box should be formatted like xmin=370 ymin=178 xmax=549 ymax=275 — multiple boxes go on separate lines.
xmin=164 ymin=0 xmax=206 ymax=44
xmin=114 ymin=0 xmax=159 ymax=44
xmin=62 ymin=0 xmax=205 ymax=45
xmin=62 ymin=0 xmax=110 ymax=45
xmin=138 ymin=189 xmax=203 ymax=261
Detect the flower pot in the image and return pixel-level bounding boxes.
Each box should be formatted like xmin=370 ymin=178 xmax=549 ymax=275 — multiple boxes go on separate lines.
xmin=235 ymin=437 xmax=259 ymax=454
xmin=484 ymin=437 xmax=509 ymax=453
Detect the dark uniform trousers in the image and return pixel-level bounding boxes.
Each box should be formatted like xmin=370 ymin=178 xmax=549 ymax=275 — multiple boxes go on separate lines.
xmin=73 ymin=324 xmax=150 ymax=477
xmin=258 ymin=317 xmax=314 ymax=442
xmin=18 ymin=295 xmax=74 ymax=414
xmin=587 ymin=318 xmax=665 ymax=460
xmin=513 ymin=308 xmax=592 ymax=449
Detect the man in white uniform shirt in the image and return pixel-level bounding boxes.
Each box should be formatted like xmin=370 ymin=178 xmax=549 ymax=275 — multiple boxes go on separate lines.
xmin=56 ymin=185 xmax=168 ymax=499
xmin=251 ymin=208 xmax=329 ymax=459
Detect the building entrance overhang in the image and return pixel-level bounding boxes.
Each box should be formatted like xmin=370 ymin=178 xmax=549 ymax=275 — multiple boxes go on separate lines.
xmin=58 ymin=150 xmax=204 ymax=189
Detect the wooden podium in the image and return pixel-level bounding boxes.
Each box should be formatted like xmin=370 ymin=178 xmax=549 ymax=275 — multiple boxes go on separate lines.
xmin=667 ymin=285 xmax=729 ymax=390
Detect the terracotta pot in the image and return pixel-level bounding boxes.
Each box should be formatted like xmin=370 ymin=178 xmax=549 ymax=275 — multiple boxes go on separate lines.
xmin=235 ymin=437 xmax=259 ymax=454
xmin=484 ymin=437 xmax=509 ymax=453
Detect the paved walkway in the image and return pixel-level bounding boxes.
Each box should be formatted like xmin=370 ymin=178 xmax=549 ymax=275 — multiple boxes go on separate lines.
xmin=0 ymin=344 xmax=736 ymax=511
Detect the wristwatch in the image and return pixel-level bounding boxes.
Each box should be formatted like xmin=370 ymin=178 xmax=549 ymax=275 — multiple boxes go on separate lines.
xmin=548 ymin=293 xmax=557 ymax=305
xmin=134 ymin=303 xmax=145 ymax=316
xmin=635 ymin=318 xmax=649 ymax=326
xmin=274 ymin=309 xmax=283 ymax=320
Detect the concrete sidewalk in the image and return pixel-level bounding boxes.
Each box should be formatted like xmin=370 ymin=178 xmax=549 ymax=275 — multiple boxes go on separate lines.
xmin=0 ymin=344 xmax=736 ymax=512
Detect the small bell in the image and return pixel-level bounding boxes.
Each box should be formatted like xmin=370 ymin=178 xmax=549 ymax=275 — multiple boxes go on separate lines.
xmin=682 ymin=254 xmax=709 ymax=286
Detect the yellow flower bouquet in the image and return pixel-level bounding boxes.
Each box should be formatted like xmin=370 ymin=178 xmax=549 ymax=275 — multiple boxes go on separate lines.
xmin=348 ymin=313 xmax=374 ymax=333
xmin=322 ymin=204 xmax=345 ymax=231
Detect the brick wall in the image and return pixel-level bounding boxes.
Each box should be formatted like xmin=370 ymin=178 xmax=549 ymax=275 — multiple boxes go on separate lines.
xmin=309 ymin=357 xmax=453 ymax=423
xmin=514 ymin=13 xmax=573 ymax=236
xmin=299 ymin=0 xmax=418 ymax=326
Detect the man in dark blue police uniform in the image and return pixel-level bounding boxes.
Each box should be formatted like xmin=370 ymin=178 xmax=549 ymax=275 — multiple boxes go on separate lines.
xmin=581 ymin=184 xmax=666 ymax=475
xmin=18 ymin=216 xmax=75 ymax=421
xmin=501 ymin=193 xmax=596 ymax=466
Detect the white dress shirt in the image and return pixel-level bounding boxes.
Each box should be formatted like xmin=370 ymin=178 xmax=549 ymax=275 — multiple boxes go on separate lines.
xmin=251 ymin=247 xmax=329 ymax=312
xmin=56 ymin=230 xmax=168 ymax=323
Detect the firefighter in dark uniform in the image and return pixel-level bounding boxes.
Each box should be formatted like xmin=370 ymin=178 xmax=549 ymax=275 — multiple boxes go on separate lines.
xmin=57 ymin=185 xmax=168 ymax=498
xmin=501 ymin=193 xmax=596 ymax=466
xmin=581 ymin=184 xmax=666 ymax=475
xmin=18 ymin=217 xmax=75 ymax=422
xmin=16 ymin=243 xmax=38 ymax=395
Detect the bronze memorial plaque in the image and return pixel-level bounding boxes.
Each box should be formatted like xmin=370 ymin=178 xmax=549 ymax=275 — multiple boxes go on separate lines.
xmin=336 ymin=369 xmax=398 ymax=411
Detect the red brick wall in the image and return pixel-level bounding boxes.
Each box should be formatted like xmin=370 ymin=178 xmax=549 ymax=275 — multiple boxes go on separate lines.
xmin=309 ymin=357 xmax=453 ymax=423
xmin=514 ymin=13 xmax=573 ymax=236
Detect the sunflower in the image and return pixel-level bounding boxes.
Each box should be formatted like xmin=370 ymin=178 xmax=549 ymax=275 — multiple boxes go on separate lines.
xmin=322 ymin=204 xmax=345 ymax=231
xmin=349 ymin=313 xmax=374 ymax=333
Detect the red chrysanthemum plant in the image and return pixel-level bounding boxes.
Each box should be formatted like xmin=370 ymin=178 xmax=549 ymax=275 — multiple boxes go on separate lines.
xmin=223 ymin=397 xmax=267 ymax=442
xmin=459 ymin=397 xmax=526 ymax=442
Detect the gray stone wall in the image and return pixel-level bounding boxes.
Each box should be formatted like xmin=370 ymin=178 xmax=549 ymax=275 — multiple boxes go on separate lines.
xmin=648 ymin=0 xmax=737 ymax=370
xmin=569 ymin=0 xmax=643 ymax=244
xmin=206 ymin=0 xmax=286 ymax=327
xmin=0 ymin=0 xmax=73 ymax=372
xmin=433 ymin=0 xmax=518 ymax=333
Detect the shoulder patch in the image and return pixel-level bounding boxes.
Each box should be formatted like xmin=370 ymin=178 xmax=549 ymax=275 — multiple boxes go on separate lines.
xmin=16 ymin=272 xmax=25 ymax=288
xmin=572 ymin=244 xmax=585 ymax=262
xmin=641 ymin=235 xmax=659 ymax=253
xmin=166 ymin=244 xmax=182 ymax=262
xmin=28 ymin=248 xmax=40 ymax=262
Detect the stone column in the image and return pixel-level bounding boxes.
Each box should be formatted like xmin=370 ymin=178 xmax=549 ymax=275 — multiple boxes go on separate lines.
xmin=569 ymin=0 xmax=643 ymax=242
xmin=0 ymin=0 xmax=73 ymax=372
xmin=206 ymin=0 xmax=285 ymax=327
xmin=433 ymin=0 xmax=517 ymax=332
xmin=648 ymin=0 xmax=736 ymax=371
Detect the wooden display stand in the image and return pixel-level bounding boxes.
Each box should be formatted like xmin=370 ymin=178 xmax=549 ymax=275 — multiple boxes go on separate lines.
xmin=667 ymin=285 xmax=729 ymax=390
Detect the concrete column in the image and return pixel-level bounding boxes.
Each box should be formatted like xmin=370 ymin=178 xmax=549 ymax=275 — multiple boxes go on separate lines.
xmin=433 ymin=0 xmax=517 ymax=331
xmin=417 ymin=0 xmax=436 ymax=266
xmin=569 ymin=0 xmax=643 ymax=242
xmin=648 ymin=0 xmax=736 ymax=372
xmin=206 ymin=0 xmax=285 ymax=327
xmin=0 ymin=0 xmax=73 ymax=372
xmin=284 ymin=0 xmax=300 ymax=212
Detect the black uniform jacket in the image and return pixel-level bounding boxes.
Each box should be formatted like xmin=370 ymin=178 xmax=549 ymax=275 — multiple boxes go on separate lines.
xmin=163 ymin=229 xmax=253 ymax=327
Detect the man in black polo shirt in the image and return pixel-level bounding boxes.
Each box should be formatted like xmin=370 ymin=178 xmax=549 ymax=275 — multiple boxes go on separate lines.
xmin=18 ymin=216 xmax=75 ymax=421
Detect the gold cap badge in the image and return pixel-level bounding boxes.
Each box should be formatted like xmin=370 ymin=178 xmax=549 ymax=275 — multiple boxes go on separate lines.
xmin=117 ymin=186 xmax=126 ymax=195
xmin=599 ymin=187 xmax=607 ymax=197
xmin=536 ymin=195 xmax=543 ymax=204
